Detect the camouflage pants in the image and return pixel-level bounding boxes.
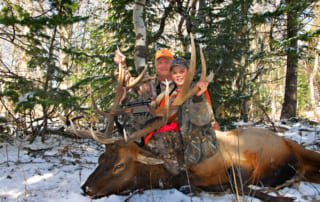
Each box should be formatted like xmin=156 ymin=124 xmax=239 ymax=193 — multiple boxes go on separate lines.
xmin=183 ymin=124 xmax=218 ymax=166
xmin=147 ymin=131 xmax=184 ymax=175
xmin=178 ymin=94 xmax=218 ymax=166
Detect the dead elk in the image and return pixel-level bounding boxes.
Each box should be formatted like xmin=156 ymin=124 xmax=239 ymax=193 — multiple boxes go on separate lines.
xmin=80 ymin=128 xmax=320 ymax=200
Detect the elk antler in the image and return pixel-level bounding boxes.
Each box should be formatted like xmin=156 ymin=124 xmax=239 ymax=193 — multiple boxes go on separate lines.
xmin=68 ymin=53 xmax=147 ymax=143
xmin=97 ymin=61 xmax=126 ymax=137
xmin=94 ymin=62 xmax=148 ymax=137
xmin=72 ymin=74 xmax=169 ymax=144
xmin=66 ymin=120 xmax=123 ymax=144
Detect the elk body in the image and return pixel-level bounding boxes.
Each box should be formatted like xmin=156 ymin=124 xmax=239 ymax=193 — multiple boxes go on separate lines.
xmin=81 ymin=127 xmax=320 ymax=199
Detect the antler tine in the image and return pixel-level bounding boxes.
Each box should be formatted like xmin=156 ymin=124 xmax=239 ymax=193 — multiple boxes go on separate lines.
xmin=92 ymin=54 xmax=126 ymax=116
xmin=182 ymin=45 xmax=208 ymax=99
xmin=65 ymin=120 xmax=98 ymax=139
xmin=66 ymin=120 xmax=122 ymax=144
xmin=129 ymin=118 xmax=165 ymax=140
xmin=126 ymin=65 xmax=147 ymax=88
xmin=172 ymin=33 xmax=197 ymax=106
xmin=66 ymin=120 xmax=90 ymax=139
xmin=102 ymin=60 xmax=127 ymax=137
xmin=91 ymin=94 xmax=110 ymax=117
xmin=91 ymin=59 xmax=125 ymax=118
xmin=89 ymin=128 xmax=122 ymax=144
xmin=163 ymin=79 xmax=170 ymax=123
xmin=68 ymin=117 xmax=165 ymax=144
xmin=199 ymin=46 xmax=207 ymax=82
xmin=123 ymin=128 xmax=128 ymax=142
xmin=113 ymin=63 xmax=125 ymax=106
xmin=66 ymin=115 xmax=123 ymax=144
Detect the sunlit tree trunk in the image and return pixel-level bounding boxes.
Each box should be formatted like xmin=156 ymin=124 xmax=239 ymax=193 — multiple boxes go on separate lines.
xmin=309 ymin=2 xmax=320 ymax=109
xmin=133 ymin=0 xmax=147 ymax=72
xmin=310 ymin=52 xmax=319 ymax=107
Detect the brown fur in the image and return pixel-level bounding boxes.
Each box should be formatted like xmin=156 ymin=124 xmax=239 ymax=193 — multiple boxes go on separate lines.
xmin=189 ymin=128 xmax=314 ymax=187
xmin=81 ymin=127 xmax=320 ymax=199
xmin=284 ymin=139 xmax=320 ymax=183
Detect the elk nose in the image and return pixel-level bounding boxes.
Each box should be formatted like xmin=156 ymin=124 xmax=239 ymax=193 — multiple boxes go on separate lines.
xmin=81 ymin=185 xmax=91 ymax=196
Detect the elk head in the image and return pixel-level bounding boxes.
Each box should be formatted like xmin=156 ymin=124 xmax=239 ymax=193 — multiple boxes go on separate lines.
xmin=81 ymin=141 xmax=165 ymax=198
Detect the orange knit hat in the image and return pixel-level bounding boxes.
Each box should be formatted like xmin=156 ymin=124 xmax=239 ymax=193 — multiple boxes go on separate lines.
xmin=155 ymin=48 xmax=174 ymax=60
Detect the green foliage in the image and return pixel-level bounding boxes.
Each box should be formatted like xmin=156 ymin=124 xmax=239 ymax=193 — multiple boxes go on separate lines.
xmin=0 ymin=0 xmax=89 ymax=136
xmin=297 ymin=67 xmax=311 ymax=113
xmin=0 ymin=126 xmax=12 ymax=143
xmin=194 ymin=0 xmax=255 ymax=123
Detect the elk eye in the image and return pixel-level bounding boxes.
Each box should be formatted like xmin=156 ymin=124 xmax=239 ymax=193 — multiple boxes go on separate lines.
xmin=113 ymin=163 xmax=125 ymax=172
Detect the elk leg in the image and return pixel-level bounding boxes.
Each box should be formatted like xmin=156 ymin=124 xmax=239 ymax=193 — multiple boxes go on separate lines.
xmin=178 ymin=184 xmax=203 ymax=195
xmin=242 ymin=186 xmax=294 ymax=202
xmin=227 ymin=166 xmax=294 ymax=202
xmin=124 ymin=189 xmax=144 ymax=202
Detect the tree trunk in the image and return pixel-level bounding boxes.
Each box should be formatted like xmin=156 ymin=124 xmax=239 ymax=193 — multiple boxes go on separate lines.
xmin=280 ymin=0 xmax=299 ymax=119
xmin=133 ymin=0 xmax=147 ymax=72
xmin=309 ymin=2 xmax=320 ymax=109
xmin=238 ymin=0 xmax=250 ymax=122
xmin=310 ymin=52 xmax=319 ymax=107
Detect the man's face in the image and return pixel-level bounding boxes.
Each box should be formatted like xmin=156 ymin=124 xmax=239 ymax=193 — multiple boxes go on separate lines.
xmin=155 ymin=57 xmax=171 ymax=79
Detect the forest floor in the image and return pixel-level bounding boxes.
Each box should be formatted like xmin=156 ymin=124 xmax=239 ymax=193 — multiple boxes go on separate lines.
xmin=0 ymin=121 xmax=319 ymax=202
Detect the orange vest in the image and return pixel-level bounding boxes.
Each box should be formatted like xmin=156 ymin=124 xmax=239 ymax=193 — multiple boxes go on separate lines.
xmin=144 ymin=90 xmax=213 ymax=144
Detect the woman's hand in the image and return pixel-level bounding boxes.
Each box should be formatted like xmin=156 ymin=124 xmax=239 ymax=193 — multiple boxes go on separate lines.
xmin=196 ymin=81 xmax=209 ymax=96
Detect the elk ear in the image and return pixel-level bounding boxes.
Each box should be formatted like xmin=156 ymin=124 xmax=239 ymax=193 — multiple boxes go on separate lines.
xmin=136 ymin=153 xmax=165 ymax=165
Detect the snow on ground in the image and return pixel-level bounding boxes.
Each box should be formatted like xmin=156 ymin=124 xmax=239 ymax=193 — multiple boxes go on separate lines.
xmin=0 ymin=122 xmax=320 ymax=202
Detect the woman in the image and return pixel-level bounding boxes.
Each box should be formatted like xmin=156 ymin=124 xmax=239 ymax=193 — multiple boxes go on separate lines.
xmin=170 ymin=58 xmax=218 ymax=166
xmin=146 ymin=58 xmax=218 ymax=174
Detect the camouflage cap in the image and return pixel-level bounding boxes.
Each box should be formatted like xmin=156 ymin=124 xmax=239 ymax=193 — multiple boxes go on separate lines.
xmin=170 ymin=57 xmax=188 ymax=70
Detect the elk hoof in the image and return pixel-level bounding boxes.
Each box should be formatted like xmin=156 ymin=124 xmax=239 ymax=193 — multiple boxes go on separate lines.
xmin=179 ymin=185 xmax=192 ymax=194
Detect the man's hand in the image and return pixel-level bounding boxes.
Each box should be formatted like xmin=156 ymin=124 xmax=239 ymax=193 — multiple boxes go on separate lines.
xmin=113 ymin=49 xmax=126 ymax=65
xmin=196 ymin=81 xmax=209 ymax=96
xmin=113 ymin=49 xmax=129 ymax=79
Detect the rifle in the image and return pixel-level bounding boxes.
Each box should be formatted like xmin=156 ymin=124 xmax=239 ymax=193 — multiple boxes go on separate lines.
xmin=121 ymin=100 xmax=151 ymax=115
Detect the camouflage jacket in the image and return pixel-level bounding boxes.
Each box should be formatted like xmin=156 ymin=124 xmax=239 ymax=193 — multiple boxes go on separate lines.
xmin=119 ymin=67 xmax=176 ymax=133
xmin=178 ymin=92 xmax=218 ymax=166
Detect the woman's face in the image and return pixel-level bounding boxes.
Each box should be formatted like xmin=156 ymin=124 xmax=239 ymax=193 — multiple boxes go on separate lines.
xmin=171 ymin=65 xmax=187 ymax=87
